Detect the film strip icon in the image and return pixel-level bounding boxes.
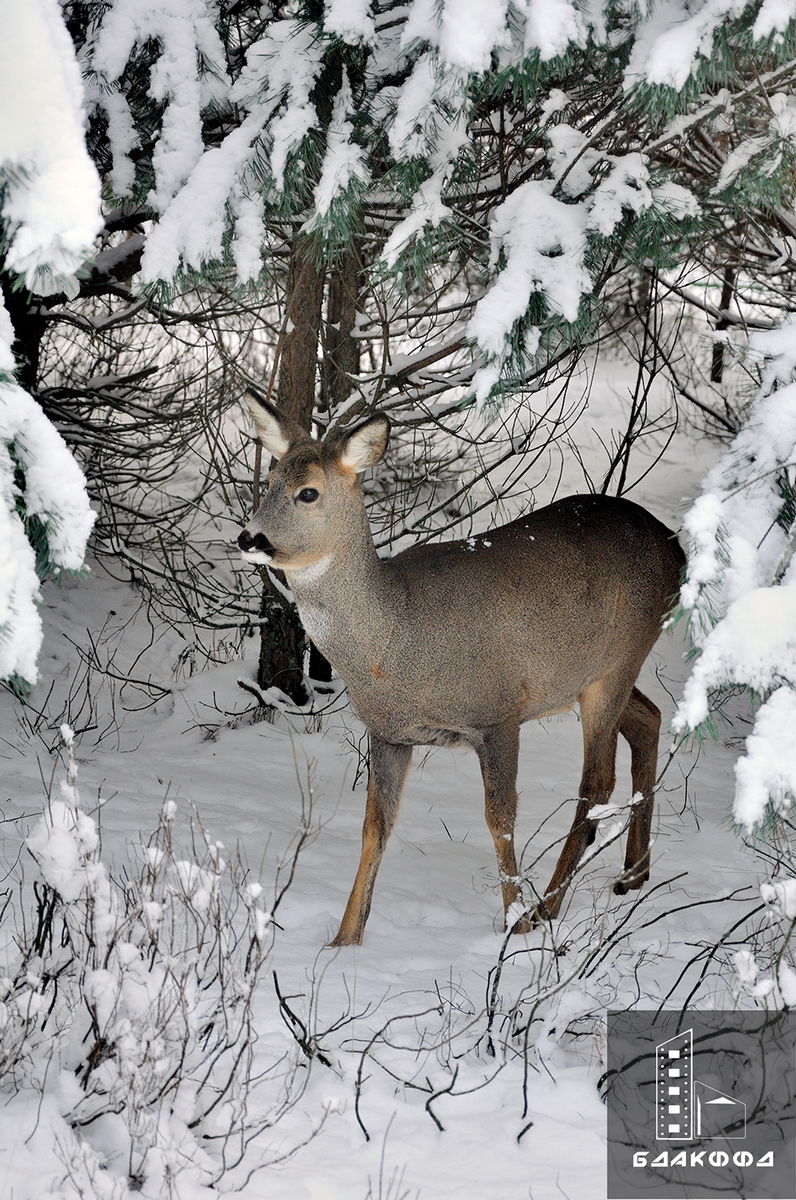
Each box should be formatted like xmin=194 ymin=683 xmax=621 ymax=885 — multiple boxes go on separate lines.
xmin=656 ymin=1028 xmax=693 ymax=1140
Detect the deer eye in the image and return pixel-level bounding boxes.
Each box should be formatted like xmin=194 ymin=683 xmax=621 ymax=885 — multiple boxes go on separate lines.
xmin=296 ymin=486 xmax=319 ymax=504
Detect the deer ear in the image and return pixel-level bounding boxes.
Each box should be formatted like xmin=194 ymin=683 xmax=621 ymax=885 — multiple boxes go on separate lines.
xmin=245 ymin=389 xmax=294 ymax=459
xmin=338 ymin=415 xmax=390 ymax=474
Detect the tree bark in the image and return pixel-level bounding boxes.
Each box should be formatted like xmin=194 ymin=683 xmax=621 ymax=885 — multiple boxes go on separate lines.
xmin=321 ymin=241 xmax=361 ymax=412
xmin=257 ymin=233 xmax=326 ymax=702
xmin=0 ymin=271 xmax=45 ymax=393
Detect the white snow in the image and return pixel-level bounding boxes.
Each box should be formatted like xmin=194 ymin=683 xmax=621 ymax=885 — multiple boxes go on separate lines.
xmin=0 ymin=377 xmax=95 ymax=689
xmin=715 ymin=136 xmax=767 ymax=190
xmin=231 ymin=191 xmax=265 ymax=283
xmin=26 ymin=788 xmax=99 ymax=903
xmin=92 ymin=0 xmax=229 ymax=213
xmin=94 ymin=90 xmax=140 ymax=197
xmin=438 ymin=0 xmax=510 ymax=73
xmin=650 ymin=179 xmax=701 ymax=218
xmin=0 ymin=478 xmax=42 ymax=683
xmin=626 ymin=0 xmax=747 ymax=92
xmin=324 ymin=0 xmax=375 ymax=45
xmin=546 ymin=123 xmax=597 ymax=197
xmin=2 ymin=359 xmax=788 ymax=1200
xmin=1 ymin=385 xmax=96 ymax=571
xmin=141 ymin=113 xmax=268 ymax=280
xmin=468 ymin=181 xmax=590 ymax=399
xmin=761 ymin=876 xmax=796 ymax=920
xmin=0 ymin=3 xmax=98 ymax=684
xmin=677 ymin=316 xmax=796 ymax=828
xmin=306 ymin=74 xmax=369 ymax=223
xmin=232 ymin=19 xmax=325 ymax=193
xmin=752 ymin=0 xmax=796 ymax=37
xmin=388 ymin=52 xmax=438 ymax=160
xmin=400 ymin=0 xmax=510 ymax=71
xmin=676 ymin=585 xmax=796 ymax=731
xmin=522 ymin=0 xmax=583 ymax=61
xmin=777 ymin=962 xmax=796 ymax=1005
xmin=381 ymin=80 xmax=468 ymax=264
xmin=733 ymin=688 xmax=796 ymax=830
xmin=0 ymin=297 xmax=15 ymax=376
xmin=0 ymin=0 xmax=102 ymax=295
xmin=587 ymin=153 xmax=652 ymax=235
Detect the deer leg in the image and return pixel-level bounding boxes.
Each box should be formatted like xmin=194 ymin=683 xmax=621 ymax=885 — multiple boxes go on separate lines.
xmin=614 ymin=687 xmax=661 ymax=895
xmin=477 ymin=724 xmax=532 ymax=935
xmin=329 ymin=736 xmax=412 ymax=947
xmin=539 ymin=677 xmax=629 ymax=920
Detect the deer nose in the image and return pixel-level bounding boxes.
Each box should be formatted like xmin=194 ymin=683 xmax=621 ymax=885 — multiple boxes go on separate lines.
xmin=238 ymin=529 xmax=274 ymax=555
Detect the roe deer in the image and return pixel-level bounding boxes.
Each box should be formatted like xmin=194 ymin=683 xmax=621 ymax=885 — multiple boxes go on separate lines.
xmin=238 ymin=392 xmax=685 ymax=945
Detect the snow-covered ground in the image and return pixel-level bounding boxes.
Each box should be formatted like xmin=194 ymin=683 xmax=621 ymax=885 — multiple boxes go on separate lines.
xmin=0 ymin=369 xmax=770 ymax=1199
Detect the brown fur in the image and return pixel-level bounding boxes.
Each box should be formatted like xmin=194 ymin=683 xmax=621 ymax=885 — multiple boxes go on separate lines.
xmin=240 ymin=396 xmax=685 ymax=945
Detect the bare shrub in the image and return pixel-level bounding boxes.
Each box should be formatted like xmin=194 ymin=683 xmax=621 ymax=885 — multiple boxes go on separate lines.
xmin=0 ymin=727 xmax=323 ymax=1195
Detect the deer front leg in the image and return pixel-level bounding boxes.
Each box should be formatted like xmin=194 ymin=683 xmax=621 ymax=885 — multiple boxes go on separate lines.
xmin=329 ymin=735 xmax=412 ymax=947
xmin=477 ymin=724 xmax=532 ymax=935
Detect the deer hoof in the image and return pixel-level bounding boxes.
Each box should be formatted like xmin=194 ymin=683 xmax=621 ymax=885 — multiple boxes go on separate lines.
xmin=530 ymin=896 xmax=560 ymax=925
xmin=328 ymin=928 xmax=363 ymax=947
xmin=507 ymin=911 xmax=534 ymax=936
xmin=613 ymin=867 xmax=649 ymax=896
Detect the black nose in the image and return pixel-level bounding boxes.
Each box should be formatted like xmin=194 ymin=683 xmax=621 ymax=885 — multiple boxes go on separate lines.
xmin=238 ymin=529 xmax=275 ymax=555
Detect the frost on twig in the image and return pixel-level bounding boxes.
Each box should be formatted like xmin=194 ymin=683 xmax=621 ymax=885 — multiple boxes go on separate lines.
xmin=1 ymin=725 xmax=321 ymax=1195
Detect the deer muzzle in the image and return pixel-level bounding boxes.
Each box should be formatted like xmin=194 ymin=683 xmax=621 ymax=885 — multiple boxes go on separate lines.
xmin=237 ymin=529 xmax=275 ymax=560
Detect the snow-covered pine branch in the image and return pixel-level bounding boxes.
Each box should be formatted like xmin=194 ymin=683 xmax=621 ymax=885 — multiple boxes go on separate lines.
xmin=77 ymin=0 xmax=795 ymax=404
xmin=0 ymin=366 xmax=96 ymax=682
xmin=674 ymin=318 xmax=796 ymax=831
xmin=0 ymin=0 xmax=100 ymax=684
xmin=0 ymin=0 xmax=102 ymax=296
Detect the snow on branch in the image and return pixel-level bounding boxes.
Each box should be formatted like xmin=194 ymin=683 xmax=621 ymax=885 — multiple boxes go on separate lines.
xmin=324 ymin=0 xmax=375 ymax=46
xmin=674 ymin=318 xmax=796 ymax=830
xmin=625 ymin=0 xmax=794 ymax=91
xmin=467 ymin=182 xmax=590 ymax=401
xmin=0 ymin=0 xmax=102 ymax=296
xmin=0 ymin=1 xmax=98 ymax=684
xmin=0 ymin=372 xmax=96 ymax=683
xmin=140 ymin=113 xmax=270 ymax=282
xmin=304 ymin=71 xmax=370 ymax=229
xmin=92 ymin=0 xmax=229 ymax=212
xmin=236 ymin=19 xmax=325 ymax=193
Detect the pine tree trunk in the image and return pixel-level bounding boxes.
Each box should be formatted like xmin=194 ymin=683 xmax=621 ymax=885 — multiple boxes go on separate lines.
xmin=321 ymin=242 xmax=361 ymax=411
xmin=0 ymin=271 xmax=44 ymax=392
xmin=307 ymin=240 xmax=363 ymax=685
xmin=256 ymin=233 xmax=325 ymax=703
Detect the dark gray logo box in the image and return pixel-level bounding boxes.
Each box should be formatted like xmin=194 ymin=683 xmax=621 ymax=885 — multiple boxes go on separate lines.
xmin=606 ymin=1011 xmax=796 ymax=1199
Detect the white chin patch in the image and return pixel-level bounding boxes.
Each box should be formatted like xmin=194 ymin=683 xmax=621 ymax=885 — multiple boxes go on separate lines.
xmin=240 ymin=550 xmax=273 ymax=566
xmin=287 ymin=554 xmax=333 ymax=583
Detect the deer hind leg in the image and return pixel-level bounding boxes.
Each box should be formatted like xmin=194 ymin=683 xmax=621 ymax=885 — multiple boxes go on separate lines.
xmin=329 ymin=736 xmax=412 ymax=947
xmin=539 ymin=676 xmax=631 ymax=920
xmin=614 ymin=687 xmax=661 ymax=896
xmin=476 ymin=724 xmax=532 ymax=935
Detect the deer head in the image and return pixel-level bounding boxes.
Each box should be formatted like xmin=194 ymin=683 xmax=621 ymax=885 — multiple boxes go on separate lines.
xmin=237 ymin=391 xmax=390 ymax=575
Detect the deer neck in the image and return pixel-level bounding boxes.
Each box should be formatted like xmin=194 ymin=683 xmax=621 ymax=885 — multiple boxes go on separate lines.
xmin=285 ymin=512 xmax=393 ymax=665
